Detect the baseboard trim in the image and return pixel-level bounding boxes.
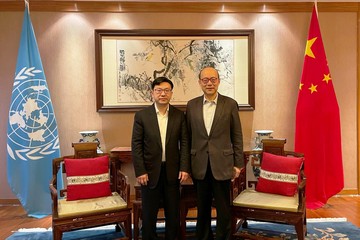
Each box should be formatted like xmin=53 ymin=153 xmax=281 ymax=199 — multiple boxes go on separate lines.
xmin=338 ymin=189 xmax=359 ymax=195
xmin=0 ymin=199 xmax=20 ymax=205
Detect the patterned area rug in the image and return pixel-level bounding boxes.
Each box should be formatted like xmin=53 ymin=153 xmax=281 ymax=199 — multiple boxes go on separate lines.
xmin=234 ymin=218 xmax=358 ymax=240
xmin=7 ymin=218 xmax=360 ymax=240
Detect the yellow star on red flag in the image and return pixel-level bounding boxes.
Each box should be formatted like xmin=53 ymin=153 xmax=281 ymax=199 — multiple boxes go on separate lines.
xmin=305 ymin=37 xmax=317 ymax=58
xmin=323 ymin=74 xmax=332 ymax=84
xmin=299 ymin=83 xmax=304 ymax=90
xmin=308 ymin=84 xmax=317 ymax=94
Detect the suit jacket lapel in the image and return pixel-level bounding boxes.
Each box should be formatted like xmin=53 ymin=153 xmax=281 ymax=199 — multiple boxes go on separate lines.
xmin=209 ymin=94 xmax=225 ymax=137
xmin=150 ymin=104 xmax=162 ymax=148
xmin=165 ymin=105 xmax=174 ymax=145
xmin=195 ymin=96 xmax=208 ymax=136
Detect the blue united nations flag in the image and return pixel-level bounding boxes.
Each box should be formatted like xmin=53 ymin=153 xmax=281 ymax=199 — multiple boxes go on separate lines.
xmin=7 ymin=3 xmax=60 ymax=218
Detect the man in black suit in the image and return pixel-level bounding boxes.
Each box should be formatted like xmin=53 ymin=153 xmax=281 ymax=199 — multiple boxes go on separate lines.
xmin=132 ymin=77 xmax=190 ymax=240
xmin=186 ymin=66 xmax=244 ymax=240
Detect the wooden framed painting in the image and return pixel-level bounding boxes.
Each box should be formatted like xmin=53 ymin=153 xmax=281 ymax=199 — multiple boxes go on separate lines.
xmin=95 ymin=29 xmax=255 ymax=112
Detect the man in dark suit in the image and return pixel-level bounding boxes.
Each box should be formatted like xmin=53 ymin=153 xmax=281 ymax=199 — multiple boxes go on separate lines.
xmin=132 ymin=77 xmax=190 ymax=240
xmin=186 ymin=66 xmax=244 ymax=240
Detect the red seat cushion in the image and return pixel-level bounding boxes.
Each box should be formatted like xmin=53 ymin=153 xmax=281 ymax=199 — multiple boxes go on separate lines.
xmin=65 ymin=155 xmax=112 ymax=201
xmin=256 ymin=152 xmax=304 ymax=196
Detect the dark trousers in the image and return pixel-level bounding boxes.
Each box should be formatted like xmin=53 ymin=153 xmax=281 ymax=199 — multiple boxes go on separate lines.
xmin=141 ymin=162 xmax=180 ymax=240
xmin=194 ymin=162 xmax=231 ymax=240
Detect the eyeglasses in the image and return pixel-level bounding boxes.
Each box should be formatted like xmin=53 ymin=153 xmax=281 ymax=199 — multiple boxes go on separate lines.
xmin=200 ymin=77 xmax=218 ymax=84
xmin=153 ymin=88 xmax=172 ymax=94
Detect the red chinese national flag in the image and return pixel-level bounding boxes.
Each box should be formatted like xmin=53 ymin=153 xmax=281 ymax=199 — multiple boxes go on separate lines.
xmin=295 ymin=5 xmax=344 ymax=209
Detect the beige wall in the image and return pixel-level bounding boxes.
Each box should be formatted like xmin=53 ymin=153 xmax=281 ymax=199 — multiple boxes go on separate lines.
xmin=0 ymin=10 xmax=357 ymax=198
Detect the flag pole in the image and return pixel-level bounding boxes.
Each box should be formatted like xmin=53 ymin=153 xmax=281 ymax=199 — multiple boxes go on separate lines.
xmin=24 ymin=0 xmax=29 ymax=13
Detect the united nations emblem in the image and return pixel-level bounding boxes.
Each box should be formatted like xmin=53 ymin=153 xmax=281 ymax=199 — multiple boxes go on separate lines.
xmin=7 ymin=67 xmax=59 ymax=161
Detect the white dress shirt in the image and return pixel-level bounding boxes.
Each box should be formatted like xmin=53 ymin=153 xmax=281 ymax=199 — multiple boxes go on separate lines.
xmin=155 ymin=104 xmax=169 ymax=162
xmin=203 ymin=94 xmax=218 ymax=135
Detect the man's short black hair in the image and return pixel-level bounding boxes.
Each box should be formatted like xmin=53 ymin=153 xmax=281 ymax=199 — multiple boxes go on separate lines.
xmin=151 ymin=77 xmax=174 ymax=90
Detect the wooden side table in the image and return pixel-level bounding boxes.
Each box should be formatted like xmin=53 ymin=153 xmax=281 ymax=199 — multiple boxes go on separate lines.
xmin=110 ymin=147 xmax=132 ymax=169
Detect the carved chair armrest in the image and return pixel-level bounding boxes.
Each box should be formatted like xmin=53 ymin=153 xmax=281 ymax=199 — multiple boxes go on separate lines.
xmin=298 ymin=187 xmax=306 ymax=210
xmin=238 ymin=167 xmax=246 ymax=191
xmin=297 ymin=169 xmax=306 ymax=210
xmin=116 ymin=170 xmax=131 ymax=204
xmin=49 ymin=178 xmax=58 ymax=198
xmin=109 ymin=156 xmax=130 ymax=204
xmin=231 ymin=167 xmax=247 ymax=201
xmin=298 ymin=173 xmax=306 ymax=191
xmin=49 ymin=174 xmax=59 ymax=216
xmin=231 ymin=177 xmax=239 ymax=200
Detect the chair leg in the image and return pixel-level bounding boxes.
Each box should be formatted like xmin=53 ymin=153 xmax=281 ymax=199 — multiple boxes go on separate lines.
xmin=231 ymin=216 xmax=237 ymax=236
xmin=115 ymin=223 xmax=121 ymax=232
xmin=231 ymin=217 xmax=247 ymax=239
xmin=242 ymin=220 xmax=248 ymax=228
xmin=125 ymin=214 xmax=132 ymax=240
xmin=294 ymin=221 xmax=305 ymax=240
xmin=304 ymin=214 xmax=307 ymax=236
xmin=133 ymin=203 xmax=141 ymax=240
xmin=53 ymin=227 xmax=62 ymax=240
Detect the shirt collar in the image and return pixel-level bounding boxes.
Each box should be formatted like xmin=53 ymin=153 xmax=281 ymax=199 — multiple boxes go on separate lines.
xmin=203 ymin=93 xmax=218 ymax=105
xmin=155 ymin=104 xmax=169 ymax=115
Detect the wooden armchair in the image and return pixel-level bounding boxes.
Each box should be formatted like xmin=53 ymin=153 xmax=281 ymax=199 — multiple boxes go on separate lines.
xmin=231 ymin=139 xmax=306 ymax=240
xmin=49 ymin=142 xmax=132 ymax=240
